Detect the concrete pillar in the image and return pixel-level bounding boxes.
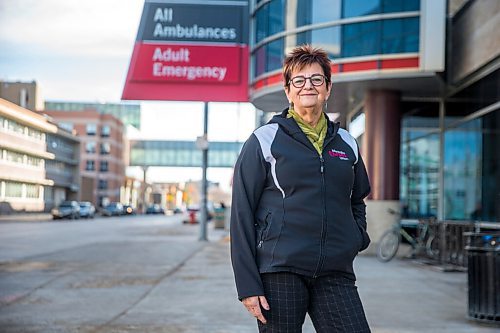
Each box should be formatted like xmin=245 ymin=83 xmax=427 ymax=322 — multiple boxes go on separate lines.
xmin=364 ymin=90 xmax=401 ymax=200
xmin=362 ymin=90 xmax=401 ymax=253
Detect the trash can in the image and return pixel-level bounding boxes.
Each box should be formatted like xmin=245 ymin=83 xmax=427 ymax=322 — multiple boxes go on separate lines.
xmin=213 ymin=207 xmax=225 ymax=229
xmin=464 ymin=232 xmax=500 ymax=325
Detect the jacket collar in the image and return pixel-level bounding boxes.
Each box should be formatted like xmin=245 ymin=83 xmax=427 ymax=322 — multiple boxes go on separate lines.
xmin=270 ymin=108 xmax=340 ymax=138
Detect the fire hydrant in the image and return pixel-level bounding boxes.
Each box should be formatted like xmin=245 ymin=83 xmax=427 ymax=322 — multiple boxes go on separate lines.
xmin=189 ymin=211 xmax=196 ymax=224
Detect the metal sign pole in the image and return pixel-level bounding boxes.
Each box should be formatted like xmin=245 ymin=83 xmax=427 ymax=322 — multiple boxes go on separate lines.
xmin=199 ymin=102 xmax=209 ymax=241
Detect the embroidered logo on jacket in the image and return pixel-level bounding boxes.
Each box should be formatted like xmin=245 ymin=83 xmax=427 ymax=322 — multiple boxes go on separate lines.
xmin=328 ymin=149 xmax=349 ymax=160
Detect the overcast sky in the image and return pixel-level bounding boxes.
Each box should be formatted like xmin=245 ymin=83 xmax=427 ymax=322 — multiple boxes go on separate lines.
xmin=0 ymin=0 xmax=258 ymax=188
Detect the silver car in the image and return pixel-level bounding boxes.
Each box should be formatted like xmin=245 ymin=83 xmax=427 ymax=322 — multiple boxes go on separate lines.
xmin=52 ymin=201 xmax=80 ymax=220
xmin=79 ymin=201 xmax=96 ymax=218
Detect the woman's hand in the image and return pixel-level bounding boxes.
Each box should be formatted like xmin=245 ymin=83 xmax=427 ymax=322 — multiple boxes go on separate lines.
xmin=242 ymin=296 xmax=270 ymax=324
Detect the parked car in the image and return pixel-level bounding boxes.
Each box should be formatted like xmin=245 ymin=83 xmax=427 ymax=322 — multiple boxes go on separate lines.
xmin=52 ymin=201 xmax=80 ymax=220
xmin=145 ymin=204 xmax=165 ymax=215
xmin=79 ymin=201 xmax=95 ymax=218
xmin=166 ymin=207 xmax=183 ymax=215
xmin=101 ymin=202 xmax=124 ymax=216
xmin=123 ymin=204 xmax=136 ymax=215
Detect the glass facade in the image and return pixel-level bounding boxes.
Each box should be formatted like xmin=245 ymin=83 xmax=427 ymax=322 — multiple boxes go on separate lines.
xmin=443 ymin=111 xmax=499 ymax=222
xmin=342 ymin=0 xmax=419 ymax=17
xmin=297 ymin=26 xmax=341 ymax=59
xmin=45 ymin=160 xmax=73 ymax=178
xmin=399 ymin=69 xmax=500 ymax=222
xmin=129 ymin=141 xmax=243 ymax=168
xmin=46 ymin=133 xmax=79 ymax=163
xmin=296 ymin=0 xmax=341 ymax=27
xmin=255 ymin=0 xmax=285 ymax=43
xmin=44 ymin=101 xmax=141 ymax=129
xmin=252 ymin=0 xmax=420 ymax=78
xmin=443 ymin=68 xmax=499 ymax=222
xmin=400 ymin=103 xmax=439 ymax=218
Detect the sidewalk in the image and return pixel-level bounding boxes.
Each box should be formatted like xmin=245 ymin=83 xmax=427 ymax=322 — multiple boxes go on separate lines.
xmin=119 ymin=232 xmax=498 ymax=333
xmin=0 ymin=218 xmax=497 ymax=332
xmin=0 ymin=213 xmax=52 ymax=223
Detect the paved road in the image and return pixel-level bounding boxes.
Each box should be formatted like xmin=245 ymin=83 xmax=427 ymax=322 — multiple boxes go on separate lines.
xmin=0 ymin=215 xmax=219 ymax=332
xmin=0 ymin=215 xmax=498 ymax=332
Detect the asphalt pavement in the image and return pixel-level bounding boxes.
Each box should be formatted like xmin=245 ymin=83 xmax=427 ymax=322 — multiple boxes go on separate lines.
xmin=0 ymin=215 xmax=498 ymax=332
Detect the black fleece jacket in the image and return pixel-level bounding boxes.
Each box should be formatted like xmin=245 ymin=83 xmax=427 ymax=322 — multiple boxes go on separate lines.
xmin=230 ymin=109 xmax=371 ymax=300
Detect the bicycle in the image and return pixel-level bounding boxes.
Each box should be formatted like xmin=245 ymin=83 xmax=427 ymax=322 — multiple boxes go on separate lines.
xmin=377 ymin=209 xmax=439 ymax=262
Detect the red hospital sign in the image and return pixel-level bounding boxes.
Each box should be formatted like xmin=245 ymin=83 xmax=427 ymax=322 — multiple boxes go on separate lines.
xmin=122 ymin=1 xmax=249 ymax=102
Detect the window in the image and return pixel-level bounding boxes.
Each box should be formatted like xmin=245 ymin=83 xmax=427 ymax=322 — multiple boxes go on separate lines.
xmin=267 ymin=38 xmax=284 ymax=73
xmin=255 ymin=3 xmax=269 ymax=43
xmin=296 ymin=0 xmax=341 ymax=27
xmin=100 ymin=142 xmax=111 ymax=155
xmin=59 ymin=122 xmax=74 ymax=132
xmin=342 ymin=0 xmax=381 ymax=18
xmin=5 ymin=181 xmax=23 ymax=198
xmin=86 ymin=141 xmax=96 ymax=153
xmin=26 ymin=155 xmax=43 ymax=167
xmin=296 ymin=26 xmax=341 ymax=59
xmin=341 ymin=0 xmax=420 ymax=18
xmin=86 ymin=160 xmax=95 ymax=171
xmin=101 ymin=125 xmax=110 ymax=137
xmin=252 ymin=36 xmax=285 ymax=78
xmin=98 ymin=179 xmax=108 ymax=190
xmin=254 ymin=0 xmax=285 ymax=43
xmin=5 ymin=150 xmax=24 ymax=164
xmin=444 ymin=119 xmax=482 ymax=220
xmin=382 ymin=18 xmax=419 ymax=54
xmin=27 ymin=127 xmax=43 ymax=140
xmin=4 ymin=118 xmax=26 ymax=135
xmin=268 ymin=0 xmax=285 ymax=36
xmin=400 ymin=102 xmax=440 ymax=219
xmin=100 ymin=161 xmax=109 ymax=172
xmin=253 ymin=45 xmax=267 ymax=77
xmin=86 ymin=124 xmax=97 ymax=135
xmin=382 ymin=0 xmax=420 ymax=13
xmin=443 ymin=109 xmax=499 ymax=222
xmin=342 ymin=21 xmax=381 ymax=57
xmin=26 ymin=184 xmax=40 ymax=199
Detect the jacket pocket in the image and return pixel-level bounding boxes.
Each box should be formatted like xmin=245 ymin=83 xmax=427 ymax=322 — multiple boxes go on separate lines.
xmin=354 ymin=221 xmax=370 ymax=251
xmin=353 ymin=222 xmax=363 ymax=251
xmin=257 ymin=212 xmax=272 ymax=248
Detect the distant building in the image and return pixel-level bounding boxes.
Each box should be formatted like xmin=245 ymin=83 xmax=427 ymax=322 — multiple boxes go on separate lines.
xmin=0 ymin=98 xmax=80 ymax=214
xmin=44 ymin=101 xmax=141 ymax=129
xmin=0 ymin=81 xmax=44 ymax=111
xmin=45 ymin=128 xmax=81 ymax=209
xmin=41 ymin=109 xmax=126 ymax=207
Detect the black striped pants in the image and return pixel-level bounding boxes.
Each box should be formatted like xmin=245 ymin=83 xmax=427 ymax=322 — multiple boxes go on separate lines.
xmin=257 ymin=272 xmax=371 ymax=333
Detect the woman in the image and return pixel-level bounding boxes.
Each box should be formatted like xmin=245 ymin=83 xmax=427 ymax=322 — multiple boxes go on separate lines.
xmin=230 ymin=45 xmax=371 ymax=332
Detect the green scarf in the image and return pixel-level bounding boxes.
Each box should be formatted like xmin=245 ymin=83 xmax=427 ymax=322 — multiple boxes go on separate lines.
xmin=287 ymin=108 xmax=327 ymax=155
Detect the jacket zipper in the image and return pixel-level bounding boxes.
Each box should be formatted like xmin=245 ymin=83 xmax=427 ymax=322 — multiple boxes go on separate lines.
xmin=313 ymin=156 xmax=327 ymax=277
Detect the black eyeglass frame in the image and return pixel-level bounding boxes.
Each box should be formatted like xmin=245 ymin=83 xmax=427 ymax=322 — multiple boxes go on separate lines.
xmin=288 ymin=74 xmax=327 ymax=88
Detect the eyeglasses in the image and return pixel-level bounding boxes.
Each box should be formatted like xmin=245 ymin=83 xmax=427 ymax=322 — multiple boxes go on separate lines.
xmin=289 ymin=74 xmax=326 ymax=88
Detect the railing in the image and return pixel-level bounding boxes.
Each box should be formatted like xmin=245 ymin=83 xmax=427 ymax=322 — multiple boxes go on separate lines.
xmin=434 ymin=220 xmax=475 ymax=268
